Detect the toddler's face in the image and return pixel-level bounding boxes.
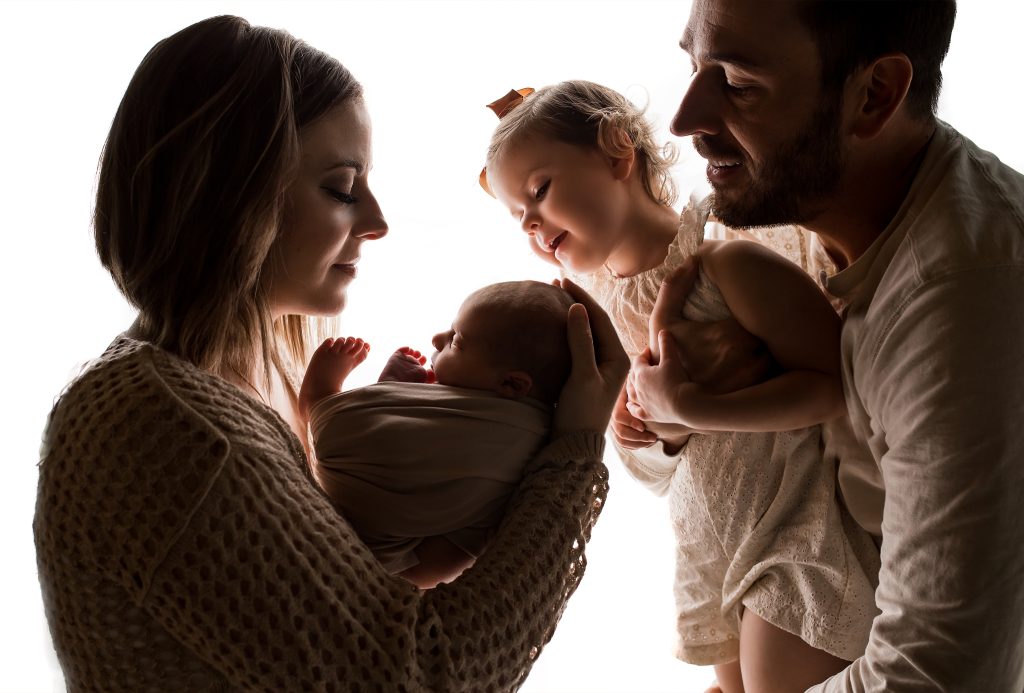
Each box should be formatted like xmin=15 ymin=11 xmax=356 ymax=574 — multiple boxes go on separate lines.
xmin=486 ymin=136 xmax=631 ymax=274
xmin=430 ymin=294 xmax=505 ymax=391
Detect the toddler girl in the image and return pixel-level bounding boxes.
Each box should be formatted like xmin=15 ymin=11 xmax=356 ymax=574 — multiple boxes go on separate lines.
xmin=482 ymin=81 xmax=880 ymax=692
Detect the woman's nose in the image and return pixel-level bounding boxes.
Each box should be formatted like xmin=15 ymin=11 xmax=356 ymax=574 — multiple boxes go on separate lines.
xmin=671 ymin=70 xmax=722 ymax=138
xmin=352 ymin=187 xmax=389 ymax=240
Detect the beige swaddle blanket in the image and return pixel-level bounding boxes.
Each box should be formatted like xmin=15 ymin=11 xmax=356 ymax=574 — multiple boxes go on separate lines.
xmin=309 ymin=381 xmax=551 ymax=572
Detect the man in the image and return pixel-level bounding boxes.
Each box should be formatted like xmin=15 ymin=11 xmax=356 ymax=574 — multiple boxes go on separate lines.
xmin=632 ymin=0 xmax=1024 ymax=689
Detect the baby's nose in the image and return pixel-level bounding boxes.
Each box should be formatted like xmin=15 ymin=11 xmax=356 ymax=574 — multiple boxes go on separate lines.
xmin=431 ymin=332 xmax=446 ymax=351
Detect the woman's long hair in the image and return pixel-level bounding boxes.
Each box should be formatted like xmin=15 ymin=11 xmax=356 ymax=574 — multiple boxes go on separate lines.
xmin=95 ymin=15 xmax=361 ymax=385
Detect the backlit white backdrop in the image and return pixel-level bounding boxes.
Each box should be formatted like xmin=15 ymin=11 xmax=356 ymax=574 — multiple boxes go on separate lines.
xmin=2 ymin=1 xmax=1021 ymax=691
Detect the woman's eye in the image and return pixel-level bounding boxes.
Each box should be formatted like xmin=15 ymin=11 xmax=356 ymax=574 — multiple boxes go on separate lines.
xmin=323 ymin=186 xmax=357 ymax=204
xmin=535 ymin=180 xmax=550 ymax=200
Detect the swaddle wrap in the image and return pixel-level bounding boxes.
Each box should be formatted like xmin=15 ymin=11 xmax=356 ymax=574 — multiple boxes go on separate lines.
xmin=310 ymin=381 xmax=551 ymax=573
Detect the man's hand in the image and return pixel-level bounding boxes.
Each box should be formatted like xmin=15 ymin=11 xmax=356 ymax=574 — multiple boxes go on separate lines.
xmin=627 ymin=329 xmax=697 ymax=424
xmin=650 ymin=260 xmax=773 ymax=394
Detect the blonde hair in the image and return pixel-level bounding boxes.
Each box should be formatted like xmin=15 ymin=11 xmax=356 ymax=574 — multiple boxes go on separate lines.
xmin=486 ymin=80 xmax=678 ymax=207
xmin=94 ymin=15 xmax=362 ymax=386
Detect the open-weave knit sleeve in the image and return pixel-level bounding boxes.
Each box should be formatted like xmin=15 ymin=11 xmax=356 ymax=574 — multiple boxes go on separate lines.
xmin=35 ymin=338 xmax=607 ymax=692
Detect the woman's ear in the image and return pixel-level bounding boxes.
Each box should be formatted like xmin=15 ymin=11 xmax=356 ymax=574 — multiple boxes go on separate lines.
xmin=846 ymin=52 xmax=914 ymax=139
xmin=497 ymin=371 xmax=533 ymax=399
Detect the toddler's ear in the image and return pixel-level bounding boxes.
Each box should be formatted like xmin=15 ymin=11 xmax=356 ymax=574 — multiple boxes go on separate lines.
xmin=606 ymin=126 xmax=636 ymax=181
xmin=497 ymin=371 xmax=533 ymax=399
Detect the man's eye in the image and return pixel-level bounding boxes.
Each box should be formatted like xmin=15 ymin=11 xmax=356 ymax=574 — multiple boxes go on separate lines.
xmin=535 ymin=180 xmax=550 ymax=200
xmin=724 ymin=78 xmax=756 ymax=98
xmin=323 ymin=187 xmax=357 ymax=204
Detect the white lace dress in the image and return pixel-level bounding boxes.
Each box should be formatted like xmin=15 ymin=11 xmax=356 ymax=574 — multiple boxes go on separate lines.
xmin=564 ymin=202 xmax=880 ymax=665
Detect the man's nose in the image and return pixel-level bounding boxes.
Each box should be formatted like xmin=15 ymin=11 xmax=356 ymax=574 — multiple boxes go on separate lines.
xmin=671 ymin=70 xmax=722 ymax=138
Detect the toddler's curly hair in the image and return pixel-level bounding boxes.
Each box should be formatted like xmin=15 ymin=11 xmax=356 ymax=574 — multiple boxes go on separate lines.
xmin=486 ymin=80 xmax=678 ymax=207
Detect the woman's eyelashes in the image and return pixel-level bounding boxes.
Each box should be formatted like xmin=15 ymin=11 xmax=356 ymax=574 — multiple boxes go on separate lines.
xmin=322 ymin=186 xmax=357 ymax=204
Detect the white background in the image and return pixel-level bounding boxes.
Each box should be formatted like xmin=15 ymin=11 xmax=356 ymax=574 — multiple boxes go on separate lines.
xmin=2 ymin=1 xmax=1021 ymax=691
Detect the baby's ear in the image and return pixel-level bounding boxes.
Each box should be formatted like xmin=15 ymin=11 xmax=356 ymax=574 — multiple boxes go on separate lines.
xmin=497 ymin=371 xmax=533 ymax=399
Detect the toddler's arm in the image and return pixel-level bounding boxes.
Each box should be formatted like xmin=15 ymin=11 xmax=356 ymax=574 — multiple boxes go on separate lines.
xmin=630 ymin=240 xmax=843 ymax=433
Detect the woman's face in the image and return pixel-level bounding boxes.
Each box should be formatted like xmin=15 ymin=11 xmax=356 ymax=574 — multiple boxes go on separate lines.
xmin=269 ymin=98 xmax=388 ymax=317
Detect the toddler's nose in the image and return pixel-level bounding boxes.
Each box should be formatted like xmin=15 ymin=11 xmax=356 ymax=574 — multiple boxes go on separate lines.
xmin=521 ymin=210 xmax=541 ymax=234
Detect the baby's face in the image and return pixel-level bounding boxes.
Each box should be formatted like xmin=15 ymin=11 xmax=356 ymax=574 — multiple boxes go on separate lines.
xmin=430 ymin=294 xmax=506 ymax=392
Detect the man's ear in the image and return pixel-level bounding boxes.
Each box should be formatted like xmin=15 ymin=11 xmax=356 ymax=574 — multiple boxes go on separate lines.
xmin=846 ymin=52 xmax=914 ymax=140
xmin=497 ymin=370 xmax=533 ymax=399
xmin=607 ymin=127 xmax=637 ymax=181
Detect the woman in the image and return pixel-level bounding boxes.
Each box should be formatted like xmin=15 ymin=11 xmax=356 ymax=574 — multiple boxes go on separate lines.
xmin=33 ymin=15 xmax=626 ymax=691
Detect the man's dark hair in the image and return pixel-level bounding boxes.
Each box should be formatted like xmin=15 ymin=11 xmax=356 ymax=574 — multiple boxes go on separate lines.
xmin=796 ymin=0 xmax=957 ymax=120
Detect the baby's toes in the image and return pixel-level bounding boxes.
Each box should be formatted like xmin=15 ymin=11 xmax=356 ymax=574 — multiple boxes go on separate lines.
xmin=310 ymin=337 xmax=336 ymax=361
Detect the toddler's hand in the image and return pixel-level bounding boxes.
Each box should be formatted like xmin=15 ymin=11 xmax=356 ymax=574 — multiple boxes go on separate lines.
xmin=612 ymin=383 xmax=657 ymax=449
xmin=378 ymin=347 xmax=435 ymax=384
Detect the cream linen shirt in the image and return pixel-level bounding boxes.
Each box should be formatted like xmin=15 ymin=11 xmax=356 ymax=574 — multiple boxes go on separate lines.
xmin=811 ymin=121 xmax=1024 ymax=691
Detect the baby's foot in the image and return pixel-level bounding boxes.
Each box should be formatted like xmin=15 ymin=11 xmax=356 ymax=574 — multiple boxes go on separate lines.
xmin=299 ymin=337 xmax=370 ymax=417
xmin=378 ymin=347 xmax=435 ymax=384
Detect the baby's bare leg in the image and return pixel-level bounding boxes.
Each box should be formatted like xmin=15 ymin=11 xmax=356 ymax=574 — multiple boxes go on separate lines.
xmin=739 ymin=610 xmax=848 ymax=692
xmin=298 ymin=337 xmax=370 ymax=418
xmin=398 ymin=536 xmax=475 ymax=589
xmin=378 ymin=346 xmax=435 ymax=384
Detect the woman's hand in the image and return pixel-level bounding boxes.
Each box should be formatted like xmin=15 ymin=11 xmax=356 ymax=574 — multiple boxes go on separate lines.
xmin=551 ymin=278 xmax=629 ymax=438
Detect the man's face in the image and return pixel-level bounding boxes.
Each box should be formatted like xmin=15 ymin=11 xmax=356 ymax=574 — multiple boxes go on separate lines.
xmin=672 ymin=0 xmax=846 ymax=228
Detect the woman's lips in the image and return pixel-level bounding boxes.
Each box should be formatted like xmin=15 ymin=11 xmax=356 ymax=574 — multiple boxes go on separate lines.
xmin=332 ymin=263 xmax=358 ymax=278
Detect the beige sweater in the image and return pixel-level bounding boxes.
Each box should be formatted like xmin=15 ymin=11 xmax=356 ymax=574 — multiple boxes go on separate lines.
xmin=34 ymin=336 xmax=608 ymax=692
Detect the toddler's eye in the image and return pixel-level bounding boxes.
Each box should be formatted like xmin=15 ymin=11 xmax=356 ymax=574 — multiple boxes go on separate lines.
xmin=535 ymin=180 xmax=550 ymax=200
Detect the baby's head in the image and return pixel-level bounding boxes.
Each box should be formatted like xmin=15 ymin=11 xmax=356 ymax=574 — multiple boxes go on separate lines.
xmin=482 ymin=81 xmax=678 ymax=273
xmin=430 ymin=281 xmax=574 ymax=404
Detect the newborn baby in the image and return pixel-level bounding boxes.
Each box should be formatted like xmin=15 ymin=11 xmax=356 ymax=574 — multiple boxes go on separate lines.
xmin=299 ymin=280 xmax=574 ymax=588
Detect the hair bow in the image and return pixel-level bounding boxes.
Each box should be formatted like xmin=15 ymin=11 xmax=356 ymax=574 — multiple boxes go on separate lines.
xmin=480 ymin=87 xmax=535 ymax=196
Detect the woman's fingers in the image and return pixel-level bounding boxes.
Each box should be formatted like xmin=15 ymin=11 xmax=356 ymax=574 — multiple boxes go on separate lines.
xmin=564 ymin=303 xmax=598 ymax=378
xmin=560 ymin=277 xmax=628 ymax=380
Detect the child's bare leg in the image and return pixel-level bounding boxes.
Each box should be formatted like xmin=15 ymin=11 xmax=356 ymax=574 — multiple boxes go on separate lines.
xmin=710 ymin=660 xmax=743 ymax=693
xmin=378 ymin=346 xmax=435 ymax=384
xmin=298 ymin=337 xmax=370 ymax=417
xmin=739 ymin=610 xmax=848 ymax=692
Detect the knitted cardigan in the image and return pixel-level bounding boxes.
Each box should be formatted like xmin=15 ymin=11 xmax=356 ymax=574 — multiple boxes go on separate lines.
xmin=34 ymin=336 xmax=608 ymax=692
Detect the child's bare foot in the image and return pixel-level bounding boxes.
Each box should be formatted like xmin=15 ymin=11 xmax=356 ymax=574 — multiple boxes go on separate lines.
xmin=299 ymin=337 xmax=370 ymax=417
xmin=378 ymin=347 xmax=435 ymax=384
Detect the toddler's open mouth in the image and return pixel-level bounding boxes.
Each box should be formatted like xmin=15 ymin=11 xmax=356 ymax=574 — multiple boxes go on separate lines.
xmin=539 ymin=231 xmax=568 ymax=253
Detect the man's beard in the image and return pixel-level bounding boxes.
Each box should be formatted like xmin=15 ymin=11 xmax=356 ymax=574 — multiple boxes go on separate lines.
xmin=695 ymin=97 xmax=844 ymax=229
